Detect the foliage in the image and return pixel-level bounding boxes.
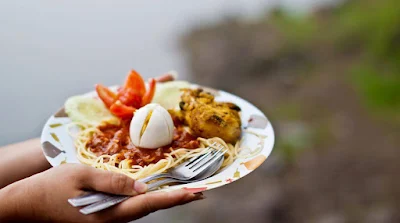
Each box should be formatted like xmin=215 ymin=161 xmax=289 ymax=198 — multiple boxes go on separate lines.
xmin=272 ymin=0 xmax=400 ymax=121
xmin=269 ymin=9 xmax=317 ymax=47
xmin=336 ymin=0 xmax=400 ymax=117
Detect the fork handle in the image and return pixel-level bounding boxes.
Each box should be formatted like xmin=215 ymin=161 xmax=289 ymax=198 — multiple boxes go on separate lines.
xmin=139 ymin=173 xmax=171 ymax=183
xmin=69 ymin=173 xmax=172 ymax=207
xmin=79 ymin=178 xmax=180 ymax=215
xmin=146 ymin=178 xmax=179 ymax=190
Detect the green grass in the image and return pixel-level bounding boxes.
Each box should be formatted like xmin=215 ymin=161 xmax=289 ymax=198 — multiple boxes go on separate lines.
xmin=334 ymin=0 xmax=400 ymax=59
xmin=334 ymin=0 xmax=400 ymax=122
xmin=268 ymin=0 xmax=400 ymax=162
xmin=272 ymin=103 xmax=303 ymax=121
xmin=269 ymin=9 xmax=317 ymax=47
xmin=351 ymin=63 xmax=400 ymax=120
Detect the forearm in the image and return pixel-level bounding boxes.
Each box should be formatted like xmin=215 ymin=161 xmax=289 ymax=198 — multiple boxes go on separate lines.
xmin=0 ymin=182 xmax=21 ymax=221
xmin=0 ymin=177 xmax=42 ymax=222
xmin=0 ymin=138 xmax=51 ymax=189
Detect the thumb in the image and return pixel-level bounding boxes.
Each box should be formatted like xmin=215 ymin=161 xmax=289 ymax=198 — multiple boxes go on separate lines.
xmin=81 ymin=168 xmax=147 ymax=196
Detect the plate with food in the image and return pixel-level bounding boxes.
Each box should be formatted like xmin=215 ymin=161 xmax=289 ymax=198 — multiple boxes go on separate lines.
xmin=41 ymin=70 xmax=275 ymax=193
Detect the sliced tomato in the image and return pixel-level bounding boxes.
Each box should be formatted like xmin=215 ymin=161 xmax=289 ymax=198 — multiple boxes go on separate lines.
xmin=110 ymin=101 xmax=136 ymax=118
xmin=141 ymin=78 xmax=156 ymax=106
xmin=123 ymin=70 xmax=146 ymax=98
xmin=95 ymin=84 xmax=117 ymax=108
xmin=117 ymin=88 xmax=142 ymax=108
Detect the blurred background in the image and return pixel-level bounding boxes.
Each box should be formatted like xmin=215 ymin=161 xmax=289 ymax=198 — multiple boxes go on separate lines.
xmin=1 ymin=0 xmax=399 ymax=222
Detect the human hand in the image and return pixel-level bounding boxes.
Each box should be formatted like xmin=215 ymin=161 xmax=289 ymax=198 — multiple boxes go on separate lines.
xmin=0 ymin=164 xmax=204 ymax=223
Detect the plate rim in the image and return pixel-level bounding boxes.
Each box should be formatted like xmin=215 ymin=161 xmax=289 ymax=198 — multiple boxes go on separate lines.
xmin=40 ymin=84 xmax=275 ymax=193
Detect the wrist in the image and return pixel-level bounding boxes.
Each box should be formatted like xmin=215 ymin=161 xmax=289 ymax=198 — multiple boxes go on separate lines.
xmin=0 ymin=177 xmax=42 ymax=222
xmin=0 ymin=182 xmax=21 ymax=221
xmin=0 ymin=173 xmax=50 ymax=222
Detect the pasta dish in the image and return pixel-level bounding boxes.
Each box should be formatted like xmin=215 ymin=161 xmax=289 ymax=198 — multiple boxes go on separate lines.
xmin=65 ymin=70 xmax=252 ymax=180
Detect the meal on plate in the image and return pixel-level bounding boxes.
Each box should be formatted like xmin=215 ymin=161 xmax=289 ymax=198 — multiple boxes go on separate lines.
xmin=64 ymin=70 xmax=259 ymax=179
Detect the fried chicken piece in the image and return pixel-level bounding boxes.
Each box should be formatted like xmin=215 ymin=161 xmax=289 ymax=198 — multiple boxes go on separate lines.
xmin=176 ymin=88 xmax=241 ymax=144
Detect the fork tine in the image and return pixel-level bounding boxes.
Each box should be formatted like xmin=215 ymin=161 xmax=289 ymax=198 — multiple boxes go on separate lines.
xmin=193 ymin=148 xmax=227 ymax=172
xmin=185 ymin=142 xmax=216 ymax=165
xmin=187 ymin=144 xmax=223 ymax=168
xmin=189 ymin=144 xmax=224 ymax=169
xmin=185 ymin=144 xmax=217 ymax=168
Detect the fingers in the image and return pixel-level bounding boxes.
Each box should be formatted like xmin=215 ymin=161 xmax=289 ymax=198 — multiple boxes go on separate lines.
xmin=107 ymin=189 xmax=204 ymax=222
xmin=79 ymin=167 xmax=147 ymax=196
xmin=155 ymin=71 xmax=177 ymax=83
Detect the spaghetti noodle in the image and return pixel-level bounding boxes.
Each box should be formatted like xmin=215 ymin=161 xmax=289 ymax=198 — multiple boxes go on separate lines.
xmin=68 ymin=120 xmax=248 ymax=180
xmin=64 ymin=70 xmax=265 ymax=181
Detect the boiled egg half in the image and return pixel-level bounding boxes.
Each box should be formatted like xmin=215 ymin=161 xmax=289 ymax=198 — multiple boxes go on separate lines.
xmin=130 ymin=103 xmax=174 ymax=149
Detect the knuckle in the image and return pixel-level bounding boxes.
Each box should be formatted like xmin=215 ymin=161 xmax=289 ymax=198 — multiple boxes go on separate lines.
xmin=63 ymin=164 xmax=90 ymax=184
xmin=140 ymin=196 xmax=157 ymax=216
xmin=87 ymin=215 xmax=106 ymax=223
xmin=73 ymin=165 xmax=90 ymax=177
xmin=77 ymin=164 xmax=91 ymax=173
xmin=110 ymin=174 xmax=129 ymax=194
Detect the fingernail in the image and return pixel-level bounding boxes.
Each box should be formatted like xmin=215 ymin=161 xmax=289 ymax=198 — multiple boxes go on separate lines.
xmin=188 ymin=192 xmax=205 ymax=201
xmin=193 ymin=193 xmax=206 ymax=200
xmin=134 ymin=181 xmax=148 ymax=193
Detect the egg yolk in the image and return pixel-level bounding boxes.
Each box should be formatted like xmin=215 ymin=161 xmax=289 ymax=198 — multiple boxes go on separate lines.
xmin=140 ymin=110 xmax=153 ymax=138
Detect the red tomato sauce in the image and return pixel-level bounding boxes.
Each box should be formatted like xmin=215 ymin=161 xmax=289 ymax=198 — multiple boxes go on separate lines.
xmin=86 ymin=119 xmax=200 ymax=166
